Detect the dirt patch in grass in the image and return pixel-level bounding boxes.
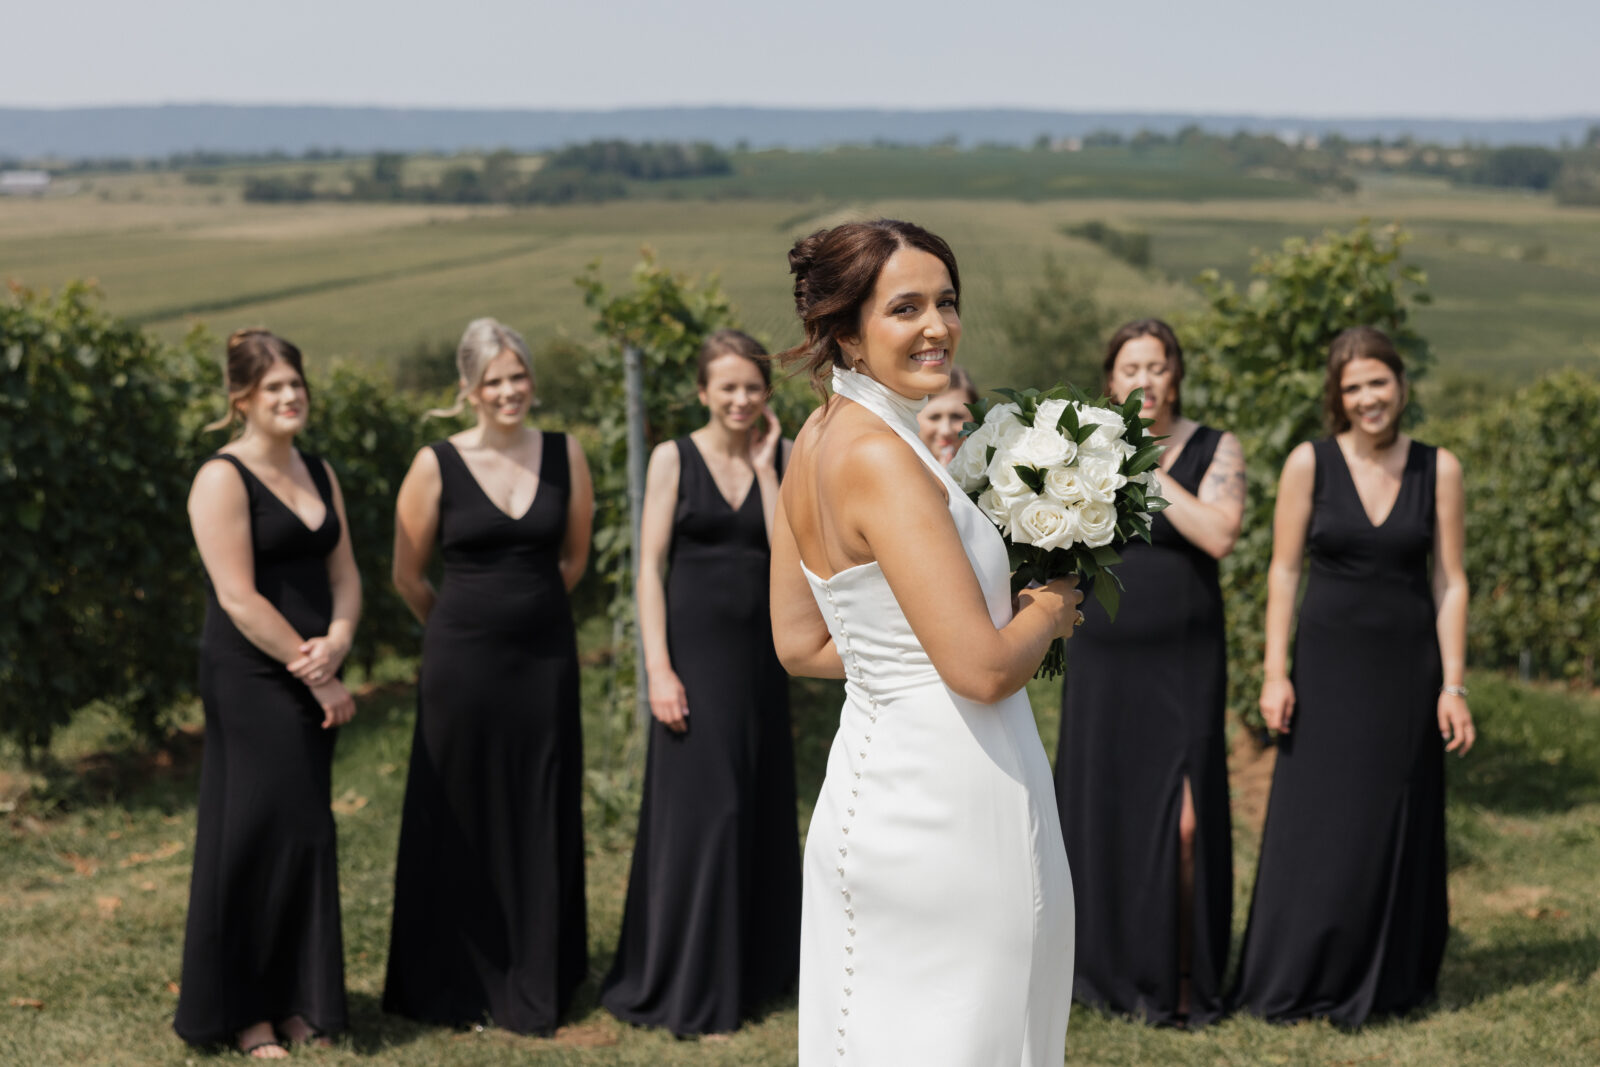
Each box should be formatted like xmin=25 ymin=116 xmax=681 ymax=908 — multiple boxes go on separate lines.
xmin=1229 ymin=727 xmax=1277 ymax=837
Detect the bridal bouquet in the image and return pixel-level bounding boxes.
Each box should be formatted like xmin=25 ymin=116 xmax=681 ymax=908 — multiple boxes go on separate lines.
xmin=948 ymin=386 xmax=1168 ymax=678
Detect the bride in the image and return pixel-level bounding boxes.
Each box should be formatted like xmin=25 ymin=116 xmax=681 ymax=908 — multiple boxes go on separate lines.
xmin=771 ymin=219 xmax=1081 ymax=1064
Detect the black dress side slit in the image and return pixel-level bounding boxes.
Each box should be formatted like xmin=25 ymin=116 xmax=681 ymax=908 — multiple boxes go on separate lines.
xmin=1054 ymin=425 xmax=1232 ymax=1028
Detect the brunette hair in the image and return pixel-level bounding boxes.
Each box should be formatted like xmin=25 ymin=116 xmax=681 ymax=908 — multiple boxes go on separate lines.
xmin=697 ymin=328 xmax=772 ymax=387
xmin=780 ymin=218 xmax=961 ymax=398
xmin=1102 ymin=318 xmax=1184 ymax=416
xmin=944 ymin=365 xmax=978 ymax=404
xmin=205 ymin=328 xmax=309 ymax=433
xmin=428 ymin=317 xmax=535 ymax=419
xmin=1324 ymin=325 xmax=1407 ymax=442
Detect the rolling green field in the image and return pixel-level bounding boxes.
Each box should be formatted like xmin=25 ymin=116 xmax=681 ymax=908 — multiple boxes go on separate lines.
xmin=3 ymin=168 xmax=1597 ymax=392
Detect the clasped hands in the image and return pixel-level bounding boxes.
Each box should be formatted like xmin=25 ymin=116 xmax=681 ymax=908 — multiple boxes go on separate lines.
xmin=289 ymin=635 xmax=356 ymax=728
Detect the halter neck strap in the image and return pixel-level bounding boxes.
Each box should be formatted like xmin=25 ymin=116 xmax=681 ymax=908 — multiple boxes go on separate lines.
xmin=830 ymin=366 xmax=929 ymax=436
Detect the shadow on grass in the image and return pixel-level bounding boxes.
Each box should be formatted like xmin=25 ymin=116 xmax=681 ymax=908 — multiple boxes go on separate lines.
xmin=1441 ymin=928 xmax=1600 ymax=1009
xmin=343 ymin=990 xmax=433 ymax=1056
xmin=16 ymin=679 xmax=419 ymax=819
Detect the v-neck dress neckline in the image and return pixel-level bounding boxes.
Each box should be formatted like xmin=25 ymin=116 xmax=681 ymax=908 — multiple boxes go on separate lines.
xmin=443 ymin=436 xmax=545 ymax=522
xmin=1330 ymin=438 xmax=1414 ymax=529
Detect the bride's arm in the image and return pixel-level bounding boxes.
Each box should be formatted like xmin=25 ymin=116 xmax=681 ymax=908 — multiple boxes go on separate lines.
xmin=850 ymin=433 xmax=1079 ymax=705
xmin=770 ymin=490 xmax=846 ymax=679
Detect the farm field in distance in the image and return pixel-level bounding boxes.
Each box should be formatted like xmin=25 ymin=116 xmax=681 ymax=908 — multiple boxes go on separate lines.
xmin=2 ymin=164 xmax=1598 ymax=393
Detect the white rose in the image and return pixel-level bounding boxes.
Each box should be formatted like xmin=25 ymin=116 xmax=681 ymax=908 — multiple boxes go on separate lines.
xmin=1043 ymin=466 xmax=1089 ymax=506
xmin=948 ymin=432 xmax=991 ymax=493
xmin=1077 ymin=499 xmax=1118 ymax=548
xmin=1009 ymin=425 xmax=1074 ymax=471
xmin=1034 ymin=398 xmax=1071 ymax=434
xmin=1077 ymin=406 xmax=1128 ymax=448
xmin=982 ymin=402 xmax=1027 ymax=449
xmin=1079 ymin=454 xmax=1128 ymax=504
xmin=977 ymin=487 xmax=1011 ymax=531
xmin=1012 ymin=496 xmax=1083 ymax=551
xmin=985 ymin=449 xmax=1034 ymax=505
xmin=983 ymin=401 xmax=1023 ymax=431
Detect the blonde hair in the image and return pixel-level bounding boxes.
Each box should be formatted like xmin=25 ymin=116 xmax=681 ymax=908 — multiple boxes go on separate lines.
xmin=204 ymin=328 xmax=308 ymax=434
xmin=428 ymin=317 xmax=536 ymax=419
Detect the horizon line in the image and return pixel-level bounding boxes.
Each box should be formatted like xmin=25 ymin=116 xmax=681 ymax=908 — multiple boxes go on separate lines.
xmin=4 ymin=101 xmax=1597 ymax=124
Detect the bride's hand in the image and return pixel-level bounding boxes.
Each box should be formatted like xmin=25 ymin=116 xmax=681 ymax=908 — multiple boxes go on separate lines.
xmin=1015 ymin=577 xmax=1084 ymax=641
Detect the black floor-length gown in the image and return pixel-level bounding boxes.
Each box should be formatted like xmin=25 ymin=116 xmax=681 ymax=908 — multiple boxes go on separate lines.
xmin=1233 ymin=438 xmax=1447 ymax=1027
xmin=383 ymin=434 xmax=587 ymax=1035
xmin=600 ymin=437 xmax=801 ymax=1035
xmin=1054 ymin=425 xmax=1232 ymax=1027
xmin=176 ymin=452 xmax=348 ymax=1045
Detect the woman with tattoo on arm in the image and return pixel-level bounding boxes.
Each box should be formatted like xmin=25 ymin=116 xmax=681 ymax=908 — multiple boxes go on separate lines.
xmin=1053 ymin=319 xmax=1246 ymax=1028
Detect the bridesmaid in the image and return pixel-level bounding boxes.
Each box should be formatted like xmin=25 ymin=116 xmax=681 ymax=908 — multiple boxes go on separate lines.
xmin=1233 ymin=325 xmax=1475 ymax=1026
xmin=1054 ymin=319 xmax=1245 ymax=1027
xmin=383 ymin=317 xmax=595 ymax=1035
xmin=916 ymin=364 xmax=977 ymax=466
xmin=601 ymin=329 xmax=802 ymax=1035
xmin=176 ymin=329 xmax=361 ymax=1058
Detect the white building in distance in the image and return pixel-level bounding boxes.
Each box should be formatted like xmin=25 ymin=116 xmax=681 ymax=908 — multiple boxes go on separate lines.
xmin=0 ymin=170 xmax=52 ymax=195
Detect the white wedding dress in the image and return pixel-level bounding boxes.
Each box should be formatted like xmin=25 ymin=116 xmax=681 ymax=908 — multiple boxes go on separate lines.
xmin=797 ymin=368 xmax=1074 ymax=1065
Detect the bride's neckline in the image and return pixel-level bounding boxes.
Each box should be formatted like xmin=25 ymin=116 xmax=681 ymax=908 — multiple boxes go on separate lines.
xmin=831 ymin=366 xmax=929 ymax=435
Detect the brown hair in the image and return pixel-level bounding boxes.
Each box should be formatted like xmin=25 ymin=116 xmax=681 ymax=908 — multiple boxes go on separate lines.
xmin=780 ymin=218 xmax=961 ymax=398
xmin=1324 ymin=325 xmax=1407 ymax=443
xmin=1102 ymin=318 xmax=1184 ymax=416
xmin=945 ymin=365 xmax=978 ymax=404
xmin=697 ymin=328 xmax=772 ymax=387
xmin=205 ymin=328 xmax=309 ymax=433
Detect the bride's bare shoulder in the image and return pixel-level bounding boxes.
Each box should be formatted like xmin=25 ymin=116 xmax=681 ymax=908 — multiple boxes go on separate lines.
xmin=795 ymin=405 xmax=931 ymax=496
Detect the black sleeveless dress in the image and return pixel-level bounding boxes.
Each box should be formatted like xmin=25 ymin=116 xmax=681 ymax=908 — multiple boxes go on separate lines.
xmin=600 ymin=437 xmax=801 ymax=1035
xmin=175 ymin=451 xmax=348 ymax=1045
xmin=1233 ymin=438 xmax=1447 ymax=1027
xmin=383 ymin=434 xmax=587 ymax=1035
xmin=1053 ymin=425 xmax=1232 ymax=1027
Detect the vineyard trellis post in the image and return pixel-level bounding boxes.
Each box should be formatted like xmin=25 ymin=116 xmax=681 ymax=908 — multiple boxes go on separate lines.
xmin=623 ymin=343 xmax=649 ymax=729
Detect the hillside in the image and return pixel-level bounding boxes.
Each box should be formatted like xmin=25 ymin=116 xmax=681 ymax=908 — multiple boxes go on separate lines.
xmin=3 ymin=104 xmax=1597 ymax=159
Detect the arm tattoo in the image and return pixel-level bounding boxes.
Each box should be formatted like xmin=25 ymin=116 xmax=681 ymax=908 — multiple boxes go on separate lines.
xmin=1201 ymin=435 xmax=1247 ymax=505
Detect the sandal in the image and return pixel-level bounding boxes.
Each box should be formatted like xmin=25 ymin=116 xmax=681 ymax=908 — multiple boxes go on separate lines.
xmin=278 ymin=1015 xmax=332 ymax=1048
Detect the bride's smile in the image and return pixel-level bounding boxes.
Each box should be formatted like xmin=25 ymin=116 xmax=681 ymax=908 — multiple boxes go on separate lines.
xmin=839 ymin=247 xmax=962 ymax=400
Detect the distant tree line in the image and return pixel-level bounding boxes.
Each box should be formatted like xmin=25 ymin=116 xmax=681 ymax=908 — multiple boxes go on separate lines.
xmin=1067 ymin=123 xmax=1600 ymax=203
xmin=242 ymin=141 xmax=734 ymax=205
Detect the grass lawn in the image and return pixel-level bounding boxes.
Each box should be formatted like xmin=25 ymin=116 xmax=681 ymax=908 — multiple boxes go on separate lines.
xmin=3 ymin=661 xmax=1598 ymax=1065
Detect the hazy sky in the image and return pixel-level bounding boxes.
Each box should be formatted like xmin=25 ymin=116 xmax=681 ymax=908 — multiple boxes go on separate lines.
xmin=7 ymin=0 xmax=1597 ymax=117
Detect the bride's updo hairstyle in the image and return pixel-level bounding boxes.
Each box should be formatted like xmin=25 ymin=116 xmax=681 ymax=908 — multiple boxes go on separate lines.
xmin=205 ymin=328 xmax=309 ymax=433
xmin=1323 ymin=325 xmax=1407 ymax=446
xmin=781 ymin=218 xmax=961 ymax=399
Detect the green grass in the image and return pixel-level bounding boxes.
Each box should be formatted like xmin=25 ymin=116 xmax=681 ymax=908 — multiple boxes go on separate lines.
xmin=3 ymin=664 xmax=1598 ymax=1066
xmin=4 ymin=171 xmax=1597 ymax=393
